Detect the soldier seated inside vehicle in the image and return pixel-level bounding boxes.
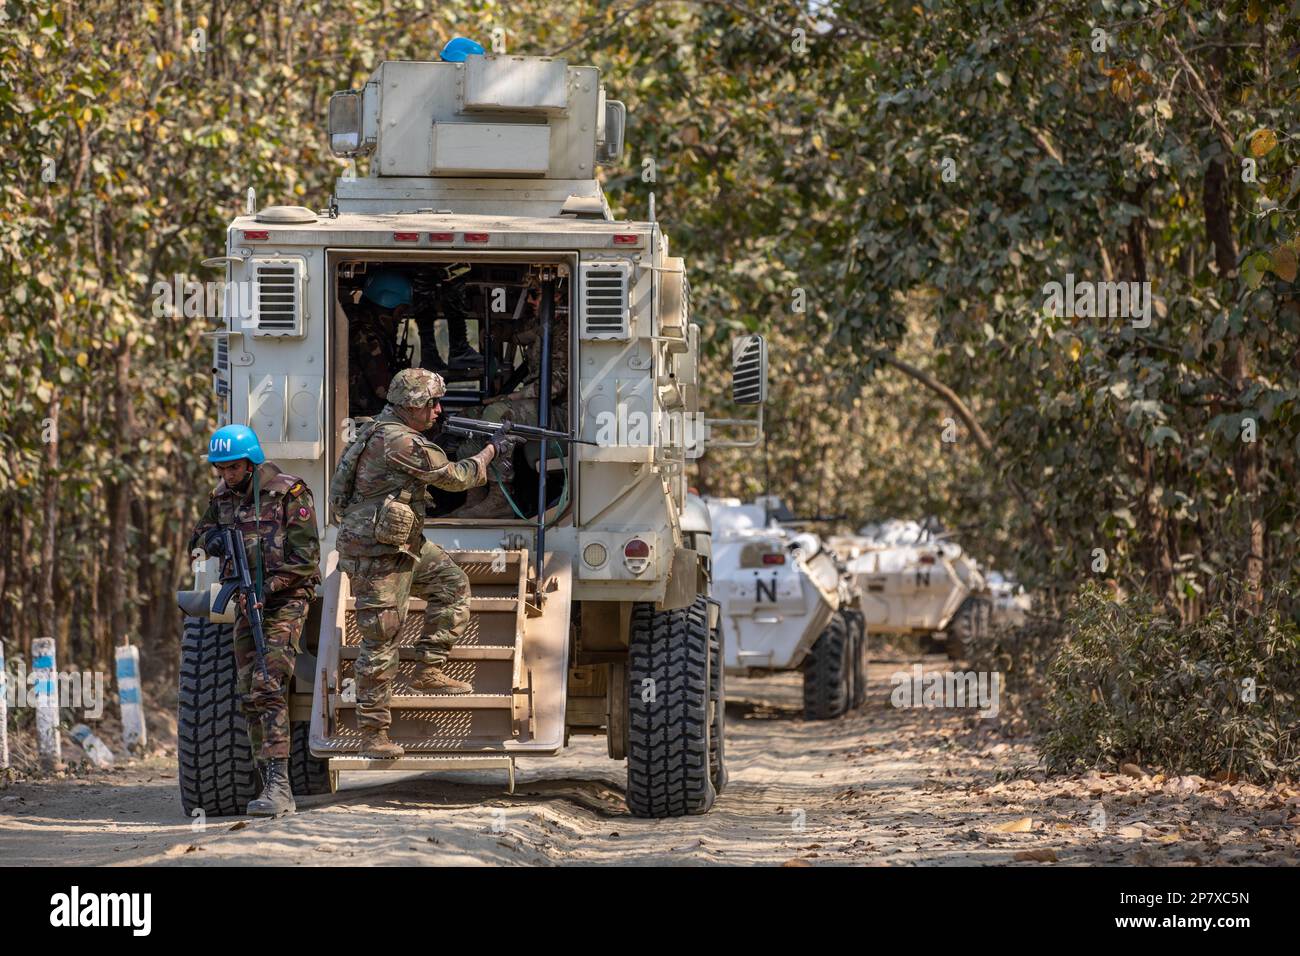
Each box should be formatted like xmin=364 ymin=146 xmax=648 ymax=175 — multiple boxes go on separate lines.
xmin=445 ymin=274 xmax=571 ymax=520
xmin=337 ymin=262 xmax=570 ymax=521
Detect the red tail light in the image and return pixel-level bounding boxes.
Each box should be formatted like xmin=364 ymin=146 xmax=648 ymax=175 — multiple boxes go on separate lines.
xmin=919 ymin=554 xmax=936 ymax=565
xmin=242 ymin=230 xmax=269 ymax=241
xmin=464 ymin=232 xmax=489 ymax=242
xmin=762 ymin=553 xmax=786 ymax=565
xmin=429 ymin=232 xmax=454 ymax=241
xmin=624 ymin=539 xmax=650 ymax=559
xmin=393 ymin=232 xmax=419 ymax=242
xmin=613 ymin=234 xmax=639 ymax=244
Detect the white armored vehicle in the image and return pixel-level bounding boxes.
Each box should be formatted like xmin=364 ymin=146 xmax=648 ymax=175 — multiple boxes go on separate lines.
xmin=706 ymin=497 xmax=866 ymax=719
xmin=177 ymin=44 xmax=768 ymax=818
xmin=844 ymin=519 xmax=990 ymax=659
xmin=987 ymin=571 xmax=1032 ymax=630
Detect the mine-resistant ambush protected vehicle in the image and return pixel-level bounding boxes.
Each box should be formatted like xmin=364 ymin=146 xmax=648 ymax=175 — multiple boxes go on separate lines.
xmin=177 ymin=52 xmax=767 ymax=818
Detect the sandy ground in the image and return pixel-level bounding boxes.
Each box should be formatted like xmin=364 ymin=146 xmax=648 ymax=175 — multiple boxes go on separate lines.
xmin=2 ymin=656 xmax=1297 ymax=866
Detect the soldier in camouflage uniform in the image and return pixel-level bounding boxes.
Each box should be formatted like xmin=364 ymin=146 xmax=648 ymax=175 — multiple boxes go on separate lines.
xmin=456 ymin=280 xmax=570 ymax=518
xmin=190 ymin=423 xmax=321 ymax=816
xmin=331 ymin=368 xmax=522 ymax=758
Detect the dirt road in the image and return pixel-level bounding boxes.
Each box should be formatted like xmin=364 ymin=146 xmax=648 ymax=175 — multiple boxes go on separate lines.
xmin=2 ymin=657 xmax=1296 ymax=866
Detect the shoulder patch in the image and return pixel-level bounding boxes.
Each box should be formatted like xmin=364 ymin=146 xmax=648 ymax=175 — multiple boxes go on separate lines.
xmin=289 ymin=481 xmax=306 ymax=497
xmin=262 ymin=470 xmax=301 ymax=495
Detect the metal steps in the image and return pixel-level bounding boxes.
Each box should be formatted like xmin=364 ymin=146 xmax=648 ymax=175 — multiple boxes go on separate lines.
xmin=337 ymin=645 xmax=516 ymax=661
xmin=330 ymin=692 xmax=512 ymax=710
xmin=309 ymin=546 xmax=573 ymax=781
xmin=327 ymin=753 xmax=516 ymax=793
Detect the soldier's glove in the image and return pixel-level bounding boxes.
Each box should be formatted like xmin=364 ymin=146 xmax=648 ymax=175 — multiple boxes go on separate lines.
xmin=487 ymin=428 xmax=524 ymax=480
xmin=487 ymin=424 xmax=520 ymax=458
xmin=201 ymin=528 xmax=230 ymax=559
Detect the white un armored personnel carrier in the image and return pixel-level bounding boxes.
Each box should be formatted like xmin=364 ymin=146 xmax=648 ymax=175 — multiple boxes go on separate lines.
xmin=176 ymin=46 xmax=768 ymax=818
xmin=844 ymin=519 xmax=990 ymax=660
xmin=987 ymin=571 xmax=1032 ymax=631
xmin=706 ymin=497 xmax=866 ymax=719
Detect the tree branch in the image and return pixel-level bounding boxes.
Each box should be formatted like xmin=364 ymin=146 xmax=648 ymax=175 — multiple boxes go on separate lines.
xmin=869 ymin=350 xmax=995 ymax=456
xmin=1164 ymin=35 xmax=1235 ymax=155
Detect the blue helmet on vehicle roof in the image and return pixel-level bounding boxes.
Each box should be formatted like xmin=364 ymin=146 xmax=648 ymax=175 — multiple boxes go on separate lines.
xmin=361 ymin=271 xmax=413 ymax=310
xmin=439 ymin=36 xmax=486 ymax=63
xmin=208 ymin=424 xmax=266 ymax=465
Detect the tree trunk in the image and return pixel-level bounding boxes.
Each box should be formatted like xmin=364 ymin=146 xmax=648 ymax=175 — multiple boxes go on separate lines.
xmin=106 ymin=339 xmax=137 ymax=644
xmin=1202 ymin=156 xmax=1263 ymax=611
xmin=39 ymin=388 xmax=60 ymax=650
xmin=16 ymin=497 xmax=32 ymax=658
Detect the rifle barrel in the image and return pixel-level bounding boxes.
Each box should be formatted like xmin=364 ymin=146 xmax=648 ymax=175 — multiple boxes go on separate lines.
xmin=225 ymin=528 xmax=271 ymax=683
xmin=443 ymin=416 xmax=598 ymax=446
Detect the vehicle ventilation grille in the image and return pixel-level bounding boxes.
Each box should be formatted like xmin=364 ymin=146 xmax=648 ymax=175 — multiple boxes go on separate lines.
xmin=580 ymin=261 xmax=631 ymax=340
xmin=253 ymin=261 xmax=302 ymax=335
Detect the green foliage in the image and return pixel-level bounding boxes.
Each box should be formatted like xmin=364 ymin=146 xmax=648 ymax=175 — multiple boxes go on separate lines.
xmin=674 ymin=1 xmax=1300 ymax=607
xmin=1041 ymin=583 xmax=1300 ymax=781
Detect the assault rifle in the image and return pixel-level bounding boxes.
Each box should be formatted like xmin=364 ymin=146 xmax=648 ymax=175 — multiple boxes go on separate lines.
xmin=177 ymin=527 xmax=270 ymax=683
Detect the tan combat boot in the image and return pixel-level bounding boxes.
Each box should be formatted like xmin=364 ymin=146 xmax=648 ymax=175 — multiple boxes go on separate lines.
xmin=246 ymin=758 xmax=296 ymax=817
xmin=357 ymin=727 xmax=404 ymax=759
xmin=410 ymin=665 xmax=473 ymax=694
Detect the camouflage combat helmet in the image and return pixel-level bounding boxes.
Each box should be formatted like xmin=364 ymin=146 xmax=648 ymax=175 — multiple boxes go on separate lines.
xmin=387 ymin=368 xmax=446 ymax=407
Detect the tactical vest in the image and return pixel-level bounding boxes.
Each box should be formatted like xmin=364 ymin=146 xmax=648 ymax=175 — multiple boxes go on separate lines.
xmin=211 ymin=463 xmax=312 ymax=600
xmin=331 ymin=417 xmax=424 ymax=557
xmin=329 ymin=418 xmax=383 ymax=516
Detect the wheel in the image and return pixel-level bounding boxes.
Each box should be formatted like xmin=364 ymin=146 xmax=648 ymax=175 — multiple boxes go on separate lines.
xmin=177 ymin=616 xmax=259 ymax=817
xmin=946 ymin=597 xmax=979 ymax=660
xmin=845 ymin=610 xmax=868 ymax=710
xmin=706 ymin=598 xmax=729 ymax=795
xmin=289 ymin=721 xmax=336 ymax=796
xmin=626 ymin=601 xmax=716 ymax=817
xmin=803 ymin=611 xmax=851 ymax=720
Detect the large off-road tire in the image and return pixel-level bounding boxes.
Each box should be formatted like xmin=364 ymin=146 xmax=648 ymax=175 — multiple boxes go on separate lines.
xmin=946 ymin=596 xmax=990 ymax=660
xmin=705 ymin=598 xmax=729 ymax=795
xmin=289 ymin=721 xmax=336 ymax=797
xmin=626 ymin=602 xmax=716 ymax=818
xmin=844 ymin=609 xmax=868 ymax=710
xmin=177 ymin=616 xmax=259 ymax=817
xmin=803 ymin=611 xmax=852 ymax=720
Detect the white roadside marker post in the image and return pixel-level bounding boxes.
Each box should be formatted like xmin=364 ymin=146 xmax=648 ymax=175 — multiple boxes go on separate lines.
xmin=32 ymin=637 xmax=62 ymax=771
xmin=68 ymin=723 xmax=115 ymax=768
xmin=115 ymin=643 xmax=147 ymax=751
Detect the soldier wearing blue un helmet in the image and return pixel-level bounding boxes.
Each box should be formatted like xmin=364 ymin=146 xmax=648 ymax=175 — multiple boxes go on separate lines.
xmin=190 ymin=424 xmax=320 ymax=817
xmin=348 ymin=272 xmax=413 ymax=416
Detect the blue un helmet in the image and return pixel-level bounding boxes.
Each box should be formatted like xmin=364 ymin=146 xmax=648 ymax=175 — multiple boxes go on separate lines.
xmin=361 ymin=270 xmax=413 ymax=310
xmin=439 ymin=36 xmax=486 ymax=62
xmin=208 ymin=424 xmax=266 ymax=465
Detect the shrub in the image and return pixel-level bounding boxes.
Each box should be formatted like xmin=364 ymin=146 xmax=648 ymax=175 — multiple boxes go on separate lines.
xmin=1040 ymin=584 xmax=1300 ymax=781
